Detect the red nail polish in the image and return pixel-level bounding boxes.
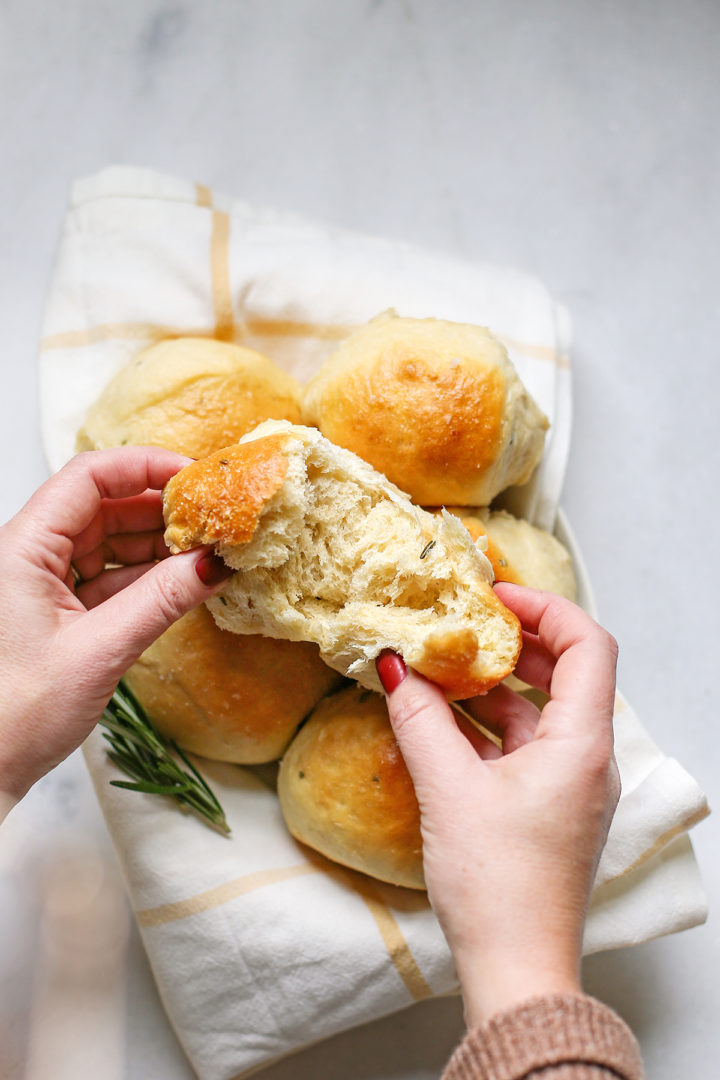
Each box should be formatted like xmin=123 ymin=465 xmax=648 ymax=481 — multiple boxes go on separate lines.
xmin=376 ymin=650 xmax=408 ymax=693
xmin=195 ymin=552 xmax=233 ymax=587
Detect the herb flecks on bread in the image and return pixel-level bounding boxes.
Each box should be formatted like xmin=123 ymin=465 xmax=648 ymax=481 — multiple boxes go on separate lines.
xmin=278 ymin=685 xmax=425 ymax=889
xmin=163 ymin=421 xmax=521 ymax=699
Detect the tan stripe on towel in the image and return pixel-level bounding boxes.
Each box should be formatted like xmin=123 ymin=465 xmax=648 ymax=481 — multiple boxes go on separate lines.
xmin=237 ymin=317 xmax=356 ymax=343
xmin=195 ymin=182 xmax=213 ymax=209
xmin=355 ymin=883 xmax=433 ymax=1001
xmin=209 ymin=205 xmax=234 ymax=341
xmin=40 ymin=317 xmax=563 ymax=364
xmin=135 ymin=863 xmax=321 ymax=928
xmin=39 ymin=322 xmax=210 ymax=350
xmin=313 ymin=860 xmax=433 ymax=1002
xmin=495 ymin=332 xmax=569 ymax=368
xmin=136 ymin=855 xmax=433 ymax=1001
xmin=597 ymin=805 xmax=711 ymax=890
xmin=37 ymin=317 xmax=352 ymax=351
xmin=196 ymin=182 xmax=235 ymax=341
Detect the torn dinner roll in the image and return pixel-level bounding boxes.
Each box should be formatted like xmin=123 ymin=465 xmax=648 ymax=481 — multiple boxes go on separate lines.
xmin=163 ymin=420 xmax=522 ymax=698
xmin=438 ymin=507 xmax=577 ymax=601
xmin=278 ymin=685 xmax=424 ymax=890
xmin=301 ymin=310 xmax=549 ymax=506
xmin=75 ymin=337 xmax=303 ymax=459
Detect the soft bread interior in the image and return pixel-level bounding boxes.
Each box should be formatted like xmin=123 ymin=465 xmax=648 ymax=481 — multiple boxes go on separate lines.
xmin=166 ymin=421 xmax=521 ymax=696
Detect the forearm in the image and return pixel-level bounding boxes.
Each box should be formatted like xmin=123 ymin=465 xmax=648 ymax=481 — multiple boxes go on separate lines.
xmin=441 ymin=992 xmax=644 ymax=1080
xmin=442 ymin=895 xmax=585 ymax=1030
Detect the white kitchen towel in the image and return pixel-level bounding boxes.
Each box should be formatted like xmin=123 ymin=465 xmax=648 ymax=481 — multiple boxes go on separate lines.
xmin=39 ymin=167 xmax=709 ymax=1080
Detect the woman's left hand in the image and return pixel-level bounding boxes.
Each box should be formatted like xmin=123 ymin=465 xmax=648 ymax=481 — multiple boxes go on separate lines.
xmin=0 ymin=447 xmax=231 ymax=811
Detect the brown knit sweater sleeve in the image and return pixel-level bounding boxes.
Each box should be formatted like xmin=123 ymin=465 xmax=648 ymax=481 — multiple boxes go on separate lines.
xmin=441 ymin=993 xmax=644 ymax=1080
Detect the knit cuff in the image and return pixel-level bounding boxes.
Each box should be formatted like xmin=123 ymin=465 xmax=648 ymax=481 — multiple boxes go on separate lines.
xmin=441 ymin=993 xmax=644 ymax=1080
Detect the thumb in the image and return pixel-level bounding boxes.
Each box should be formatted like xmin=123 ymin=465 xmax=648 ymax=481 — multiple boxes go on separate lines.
xmin=76 ymin=548 xmax=233 ymax=678
xmin=376 ymin=652 xmax=471 ymax=788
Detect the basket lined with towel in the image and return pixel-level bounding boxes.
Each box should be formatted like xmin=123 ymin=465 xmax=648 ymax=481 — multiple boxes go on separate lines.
xmin=38 ymin=167 xmax=709 ymax=1080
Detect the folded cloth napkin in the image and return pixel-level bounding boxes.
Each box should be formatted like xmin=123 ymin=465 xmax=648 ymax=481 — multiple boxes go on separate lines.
xmin=38 ymin=167 xmax=709 ymax=1080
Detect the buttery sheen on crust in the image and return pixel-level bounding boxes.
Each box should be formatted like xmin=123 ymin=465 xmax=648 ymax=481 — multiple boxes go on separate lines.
xmin=123 ymin=605 xmax=343 ymax=765
xmin=302 ymin=311 xmax=549 ymax=506
xmin=278 ymin=685 xmax=424 ymax=889
xmin=76 ymin=337 xmax=303 ymax=458
xmin=163 ymin=420 xmax=522 ymax=698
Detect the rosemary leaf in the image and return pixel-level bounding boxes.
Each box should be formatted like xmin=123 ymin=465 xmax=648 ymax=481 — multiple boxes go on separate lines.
xmin=110 ymin=780 xmax=195 ymax=796
xmin=99 ymin=681 xmax=231 ymax=835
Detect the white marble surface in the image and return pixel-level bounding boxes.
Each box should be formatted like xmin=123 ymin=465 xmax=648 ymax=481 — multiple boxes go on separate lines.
xmin=0 ymin=1 xmax=718 ymax=1077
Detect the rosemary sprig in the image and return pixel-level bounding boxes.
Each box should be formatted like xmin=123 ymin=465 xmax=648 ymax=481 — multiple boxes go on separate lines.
xmin=99 ymin=681 xmax=231 ymax=835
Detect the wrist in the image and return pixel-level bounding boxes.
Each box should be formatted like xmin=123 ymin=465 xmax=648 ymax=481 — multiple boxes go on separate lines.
xmin=455 ymin=947 xmax=582 ymax=1029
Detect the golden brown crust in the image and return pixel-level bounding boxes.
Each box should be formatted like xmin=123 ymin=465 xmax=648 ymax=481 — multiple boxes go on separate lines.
xmin=414 ymin=601 xmax=520 ymax=699
xmin=124 ymin=605 xmax=343 ymax=764
xmin=414 ymin=627 xmax=487 ymax=699
xmin=304 ymin=318 xmax=507 ymax=504
xmin=278 ymin=685 xmax=424 ymax=889
xmin=302 ymin=313 xmax=547 ymax=506
xmin=316 ymin=353 xmax=505 ymax=501
xmin=76 ymin=338 xmax=304 ymax=459
xmin=163 ymin=435 xmax=289 ymax=552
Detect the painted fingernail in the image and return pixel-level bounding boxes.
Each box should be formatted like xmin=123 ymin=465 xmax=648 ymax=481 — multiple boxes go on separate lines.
xmin=195 ymin=552 xmax=233 ymax=587
xmin=376 ymin=650 xmax=408 ymax=694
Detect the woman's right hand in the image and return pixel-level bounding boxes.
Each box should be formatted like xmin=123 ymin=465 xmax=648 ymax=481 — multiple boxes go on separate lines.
xmin=376 ymin=583 xmax=620 ymax=1028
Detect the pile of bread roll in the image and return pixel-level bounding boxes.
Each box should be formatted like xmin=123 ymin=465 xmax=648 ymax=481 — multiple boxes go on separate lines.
xmin=78 ymin=311 xmax=576 ymax=890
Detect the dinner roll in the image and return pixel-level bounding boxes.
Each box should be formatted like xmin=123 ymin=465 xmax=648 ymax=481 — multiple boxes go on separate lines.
xmin=440 ymin=507 xmax=577 ymax=601
xmin=76 ymin=337 xmax=303 ymax=458
xmin=163 ymin=420 xmax=522 ymax=699
xmin=302 ymin=311 xmax=548 ymax=506
xmin=123 ymin=604 xmax=343 ymax=764
xmin=278 ymin=685 xmax=424 ymax=889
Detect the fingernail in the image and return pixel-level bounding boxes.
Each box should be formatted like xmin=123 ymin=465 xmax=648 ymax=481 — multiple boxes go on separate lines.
xmin=195 ymin=552 xmax=233 ymax=587
xmin=376 ymin=650 xmax=408 ymax=694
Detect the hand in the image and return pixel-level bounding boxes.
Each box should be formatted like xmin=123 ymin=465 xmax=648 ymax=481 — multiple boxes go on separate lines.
xmin=376 ymin=583 xmax=620 ymax=1028
xmin=0 ymin=447 xmax=232 ymax=813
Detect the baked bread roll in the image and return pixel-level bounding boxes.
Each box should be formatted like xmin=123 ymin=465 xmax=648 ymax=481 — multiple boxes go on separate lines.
xmin=123 ymin=605 xmax=343 ymax=764
xmin=163 ymin=420 xmax=522 ymax=699
xmin=301 ymin=311 xmax=548 ymax=506
xmin=440 ymin=507 xmax=577 ymax=601
xmin=76 ymin=337 xmax=303 ymax=458
xmin=278 ymin=685 xmax=424 ymax=889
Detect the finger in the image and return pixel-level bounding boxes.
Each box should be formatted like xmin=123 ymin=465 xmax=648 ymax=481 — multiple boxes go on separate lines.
xmin=72 ymin=490 xmax=165 ymax=557
xmin=75 ymin=563 xmax=158 ymax=608
xmin=495 ymin=584 xmax=618 ymax=742
xmin=510 ymin=631 xmax=556 ymax=694
xmin=493 ymin=581 xmax=552 ymax=636
xmin=22 ymin=447 xmax=192 ymax=539
xmin=461 ymin=683 xmax=541 ymax=753
xmin=101 ymin=489 xmax=165 ymax=536
xmin=67 ymin=548 xmax=234 ymax=681
xmin=376 ymin=658 xmax=477 ymax=786
xmin=451 ymin=707 xmax=504 ymax=760
xmin=539 ymin=625 xmax=618 ymax=744
xmin=73 ymin=530 xmax=171 ymax=581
